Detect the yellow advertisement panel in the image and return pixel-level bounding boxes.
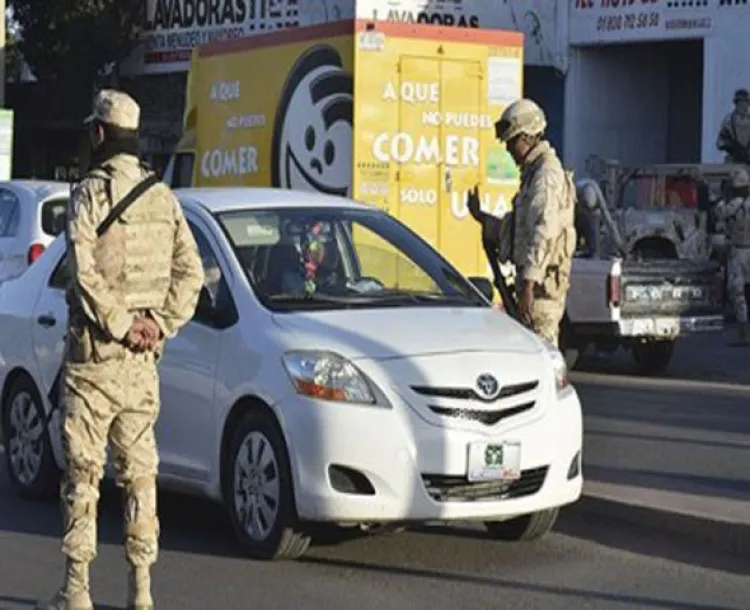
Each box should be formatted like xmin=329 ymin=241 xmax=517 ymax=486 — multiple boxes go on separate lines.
xmin=352 ymin=22 xmax=524 ymax=282
xmin=191 ymin=23 xmax=355 ymax=194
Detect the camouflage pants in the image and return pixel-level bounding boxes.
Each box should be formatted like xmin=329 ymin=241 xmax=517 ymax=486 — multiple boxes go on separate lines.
xmin=529 ymin=298 xmax=566 ymax=347
xmin=59 ymin=353 xmax=160 ymax=567
xmin=727 ymin=247 xmax=750 ymax=323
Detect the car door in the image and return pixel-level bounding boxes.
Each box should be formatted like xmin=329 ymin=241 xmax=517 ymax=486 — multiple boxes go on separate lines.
xmin=155 ymin=215 xmax=235 ymax=486
xmin=29 ymin=245 xmax=69 ymax=397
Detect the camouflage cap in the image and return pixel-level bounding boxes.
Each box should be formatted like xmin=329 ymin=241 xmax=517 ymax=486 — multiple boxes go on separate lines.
xmin=730 ymin=167 xmax=750 ymax=189
xmin=84 ymin=89 xmax=140 ymax=130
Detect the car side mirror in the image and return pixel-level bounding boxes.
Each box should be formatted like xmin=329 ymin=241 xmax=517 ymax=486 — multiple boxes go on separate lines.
xmin=468 ymin=276 xmax=494 ymax=302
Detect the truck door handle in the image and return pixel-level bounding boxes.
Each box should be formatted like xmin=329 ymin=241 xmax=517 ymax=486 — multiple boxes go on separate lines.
xmin=37 ymin=315 xmax=57 ymax=328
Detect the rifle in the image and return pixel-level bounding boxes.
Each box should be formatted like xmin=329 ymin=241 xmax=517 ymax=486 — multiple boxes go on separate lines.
xmin=45 ymin=171 xmax=161 ymax=419
xmin=483 ymin=237 xmax=520 ymax=321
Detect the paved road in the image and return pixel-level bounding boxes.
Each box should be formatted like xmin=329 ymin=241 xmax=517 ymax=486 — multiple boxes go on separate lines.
xmin=574 ymin=330 xmax=750 ymax=385
xmin=0 ymin=460 xmax=749 ymax=610
xmin=2 ymin=349 xmax=750 ymax=609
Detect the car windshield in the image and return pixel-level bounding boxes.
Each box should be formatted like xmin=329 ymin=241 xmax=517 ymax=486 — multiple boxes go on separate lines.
xmin=215 ymin=206 xmax=488 ymax=312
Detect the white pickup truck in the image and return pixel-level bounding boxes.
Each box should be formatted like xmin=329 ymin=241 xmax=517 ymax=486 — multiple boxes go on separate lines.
xmin=559 ymin=180 xmax=725 ymax=375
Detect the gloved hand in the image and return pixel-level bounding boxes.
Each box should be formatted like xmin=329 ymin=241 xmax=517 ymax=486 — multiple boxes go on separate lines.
xmin=467 ymin=185 xmax=482 ymax=222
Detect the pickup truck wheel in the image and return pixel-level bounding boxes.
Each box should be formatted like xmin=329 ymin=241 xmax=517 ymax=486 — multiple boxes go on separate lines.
xmin=632 ymin=341 xmax=675 ymax=376
xmin=485 ymin=508 xmax=559 ymax=542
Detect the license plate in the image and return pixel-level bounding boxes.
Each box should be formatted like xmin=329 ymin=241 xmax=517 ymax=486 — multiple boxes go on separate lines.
xmin=467 ymin=441 xmax=522 ymax=482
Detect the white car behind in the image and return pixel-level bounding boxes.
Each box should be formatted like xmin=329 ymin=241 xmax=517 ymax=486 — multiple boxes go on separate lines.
xmin=0 ymin=187 xmax=583 ymax=560
xmin=0 ymin=180 xmax=72 ymax=284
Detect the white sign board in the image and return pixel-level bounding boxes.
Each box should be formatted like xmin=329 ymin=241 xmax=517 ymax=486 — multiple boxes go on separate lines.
xmin=570 ymin=0 xmax=713 ymax=45
xmin=355 ymin=0 xmax=568 ymax=71
xmin=128 ymin=0 xmax=354 ymax=75
xmin=127 ymin=0 xmax=568 ymax=75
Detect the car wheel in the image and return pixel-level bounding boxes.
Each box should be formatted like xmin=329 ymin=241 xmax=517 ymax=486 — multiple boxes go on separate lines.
xmin=485 ymin=508 xmax=559 ymax=542
xmin=2 ymin=374 xmax=59 ymax=500
xmin=223 ymin=408 xmax=310 ymax=560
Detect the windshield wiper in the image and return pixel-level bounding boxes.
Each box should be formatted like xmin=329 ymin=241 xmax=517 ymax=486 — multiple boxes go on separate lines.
xmin=368 ymin=291 xmax=477 ymax=305
xmin=267 ymin=293 xmax=362 ymax=305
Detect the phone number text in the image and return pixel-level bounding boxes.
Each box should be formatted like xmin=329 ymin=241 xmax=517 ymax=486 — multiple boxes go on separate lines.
xmin=596 ymin=12 xmax=660 ymax=32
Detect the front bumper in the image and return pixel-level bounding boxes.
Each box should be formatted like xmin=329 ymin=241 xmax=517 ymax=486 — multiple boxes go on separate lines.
xmin=280 ymin=383 xmax=583 ymax=524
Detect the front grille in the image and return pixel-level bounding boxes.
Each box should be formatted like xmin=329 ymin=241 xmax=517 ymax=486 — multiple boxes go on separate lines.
xmin=429 ymin=401 xmax=535 ymax=426
xmin=422 ymin=466 xmax=548 ymax=502
xmin=411 ymin=380 xmax=539 ymax=403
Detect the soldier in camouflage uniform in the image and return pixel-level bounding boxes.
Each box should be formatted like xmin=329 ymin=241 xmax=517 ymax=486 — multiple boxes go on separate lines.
xmin=38 ymin=90 xmax=204 ymax=610
xmin=717 ymin=89 xmax=750 ymax=164
xmin=715 ymin=167 xmax=750 ymax=345
xmin=467 ymin=99 xmax=577 ymax=347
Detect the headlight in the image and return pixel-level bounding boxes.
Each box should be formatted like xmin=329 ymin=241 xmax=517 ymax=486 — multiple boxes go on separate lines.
xmin=542 ymin=340 xmax=571 ymax=395
xmin=282 ymin=350 xmax=378 ymax=405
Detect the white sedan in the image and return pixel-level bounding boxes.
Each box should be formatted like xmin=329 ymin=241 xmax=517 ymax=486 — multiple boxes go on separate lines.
xmin=0 ymin=187 xmax=583 ymax=560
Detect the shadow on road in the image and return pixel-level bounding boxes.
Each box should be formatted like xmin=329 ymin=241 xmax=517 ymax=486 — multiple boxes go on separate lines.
xmin=0 ymin=595 xmax=119 ymax=610
xmin=572 ymin=332 xmax=750 ymax=387
xmin=300 ymin=552 xmax=741 ymax=610
xmin=584 ymin=465 xmax=750 ymax=502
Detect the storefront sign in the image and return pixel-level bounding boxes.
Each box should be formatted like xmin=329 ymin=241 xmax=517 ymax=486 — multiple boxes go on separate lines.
xmin=356 ymin=0 xmax=567 ymax=71
xmin=128 ymin=0 xmax=568 ymax=75
xmin=570 ymin=0 xmax=714 ymax=44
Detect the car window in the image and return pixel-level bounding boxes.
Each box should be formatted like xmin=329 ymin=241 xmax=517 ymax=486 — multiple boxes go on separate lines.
xmin=215 ymin=206 xmax=486 ymax=312
xmin=0 ymin=188 xmax=20 ymax=238
xmin=41 ymin=197 xmax=68 ymax=236
xmin=186 ymin=219 xmax=236 ymax=327
xmin=49 ymin=251 xmax=70 ymax=290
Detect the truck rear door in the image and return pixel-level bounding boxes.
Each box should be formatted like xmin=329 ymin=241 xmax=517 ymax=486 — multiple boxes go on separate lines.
xmin=394 ymin=56 xmax=484 ymax=273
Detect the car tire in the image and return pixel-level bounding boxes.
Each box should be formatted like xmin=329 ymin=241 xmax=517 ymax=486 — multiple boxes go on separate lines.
xmin=223 ymin=408 xmax=310 ymax=560
xmin=2 ymin=374 xmax=59 ymax=500
xmin=484 ymin=508 xmax=559 ymax=542
xmin=632 ymin=340 xmax=674 ymax=376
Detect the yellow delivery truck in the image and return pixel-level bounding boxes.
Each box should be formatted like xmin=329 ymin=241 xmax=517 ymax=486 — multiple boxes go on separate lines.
xmin=164 ymin=19 xmax=524 ymax=281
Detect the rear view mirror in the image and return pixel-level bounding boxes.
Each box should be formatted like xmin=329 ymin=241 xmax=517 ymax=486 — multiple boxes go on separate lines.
xmin=468 ymin=276 xmax=494 ymax=302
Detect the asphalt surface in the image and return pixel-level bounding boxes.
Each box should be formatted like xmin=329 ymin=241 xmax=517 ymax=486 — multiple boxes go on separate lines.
xmin=1 ymin=332 xmax=749 ymax=609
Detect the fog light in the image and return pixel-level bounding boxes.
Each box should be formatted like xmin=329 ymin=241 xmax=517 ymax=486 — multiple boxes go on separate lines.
xmin=567 ymin=450 xmax=581 ymax=480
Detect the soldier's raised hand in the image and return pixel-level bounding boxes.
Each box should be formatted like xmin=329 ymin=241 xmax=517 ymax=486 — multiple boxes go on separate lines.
xmin=467 ymin=184 xmax=482 ymax=222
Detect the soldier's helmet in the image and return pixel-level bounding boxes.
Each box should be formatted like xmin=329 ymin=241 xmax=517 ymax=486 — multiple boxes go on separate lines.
xmin=734 ymin=88 xmax=750 ymax=104
xmin=730 ymin=167 xmax=750 ymax=189
xmin=495 ymin=99 xmax=547 ymax=143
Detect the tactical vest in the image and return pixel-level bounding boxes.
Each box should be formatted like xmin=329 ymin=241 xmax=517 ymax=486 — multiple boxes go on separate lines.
xmin=67 ymin=159 xmax=177 ymax=318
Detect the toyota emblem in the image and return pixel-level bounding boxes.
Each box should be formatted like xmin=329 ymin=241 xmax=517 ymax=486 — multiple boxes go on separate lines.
xmin=476 ymin=373 xmax=500 ymax=400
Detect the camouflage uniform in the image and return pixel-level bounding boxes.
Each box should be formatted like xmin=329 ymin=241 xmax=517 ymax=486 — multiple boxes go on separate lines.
xmin=479 ymin=99 xmax=577 ymax=346
xmin=715 ymin=168 xmax=750 ymax=343
xmin=716 ymin=89 xmax=750 ymax=164
xmin=39 ymin=90 xmax=204 ymax=610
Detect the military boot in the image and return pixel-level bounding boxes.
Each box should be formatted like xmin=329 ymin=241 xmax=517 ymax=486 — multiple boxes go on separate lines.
xmin=36 ymin=559 xmax=93 ymax=610
xmin=126 ymin=564 xmax=154 ymax=610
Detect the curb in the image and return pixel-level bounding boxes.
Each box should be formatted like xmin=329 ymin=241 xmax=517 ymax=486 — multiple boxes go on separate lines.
xmin=575 ymin=492 xmax=750 ymax=559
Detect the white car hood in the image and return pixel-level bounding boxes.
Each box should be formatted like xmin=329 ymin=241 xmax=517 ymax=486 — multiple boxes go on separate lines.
xmin=272 ymin=307 xmax=542 ymax=360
